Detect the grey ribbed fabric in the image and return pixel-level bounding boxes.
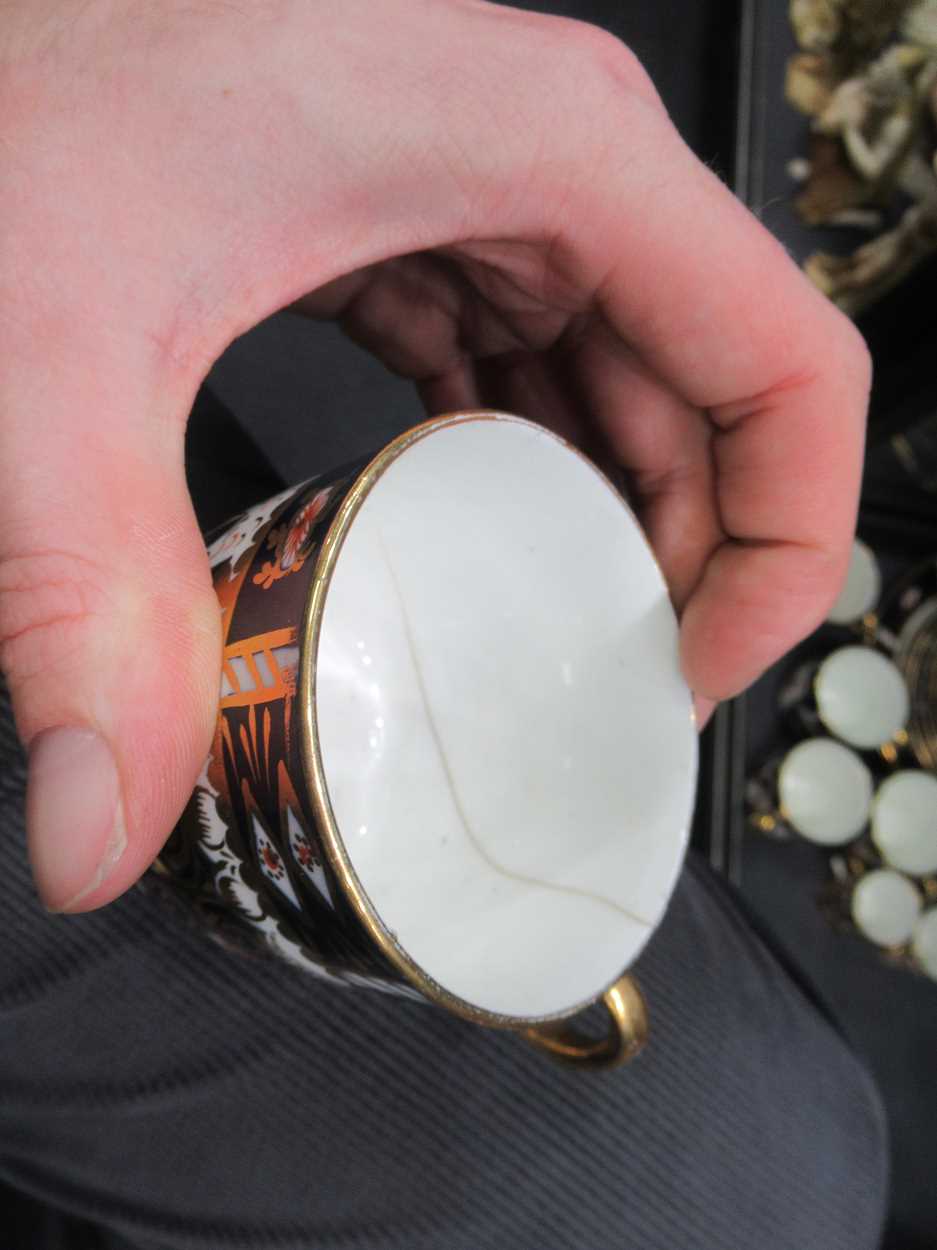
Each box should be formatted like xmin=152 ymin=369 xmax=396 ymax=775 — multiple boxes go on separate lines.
xmin=0 ymin=675 xmax=888 ymax=1249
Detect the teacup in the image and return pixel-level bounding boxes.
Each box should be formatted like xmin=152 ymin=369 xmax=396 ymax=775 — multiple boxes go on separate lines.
xmin=826 ymin=538 xmax=881 ymax=628
xmin=870 ymin=770 xmax=937 ymax=877
xmin=151 ymin=411 xmax=697 ymax=1069
xmin=815 ymin=646 xmax=910 ymax=751
xmin=912 ymin=907 xmax=937 ymax=979
xmin=850 ymin=867 xmax=922 ymax=947
xmin=782 ymin=645 xmax=911 ymax=759
xmin=748 ymin=738 xmax=874 ymax=846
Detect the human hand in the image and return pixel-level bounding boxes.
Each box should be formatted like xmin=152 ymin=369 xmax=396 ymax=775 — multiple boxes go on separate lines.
xmin=1 ymin=0 xmax=869 ymax=913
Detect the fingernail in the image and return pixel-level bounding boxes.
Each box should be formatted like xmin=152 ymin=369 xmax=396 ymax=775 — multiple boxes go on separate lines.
xmin=26 ymin=727 xmax=127 ymax=913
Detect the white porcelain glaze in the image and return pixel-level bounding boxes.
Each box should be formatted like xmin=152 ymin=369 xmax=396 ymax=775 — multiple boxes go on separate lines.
xmin=851 ymin=868 xmax=921 ymax=946
xmin=314 ymin=416 xmax=697 ymax=1021
xmin=871 ymin=770 xmax=937 ymax=876
xmin=777 ymin=738 xmax=873 ymax=845
xmin=826 ymin=539 xmax=881 ymax=625
xmin=912 ymin=908 xmax=937 ymax=980
xmin=814 ymin=646 xmax=910 ymax=749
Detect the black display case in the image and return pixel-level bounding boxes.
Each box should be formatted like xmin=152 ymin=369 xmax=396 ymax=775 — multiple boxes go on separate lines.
xmin=720 ymin=5 xmax=937 ymax=1246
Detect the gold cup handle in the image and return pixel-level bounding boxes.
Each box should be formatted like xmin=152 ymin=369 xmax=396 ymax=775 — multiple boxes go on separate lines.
xmin=521 ymin=975 xmax=648 ymax=1071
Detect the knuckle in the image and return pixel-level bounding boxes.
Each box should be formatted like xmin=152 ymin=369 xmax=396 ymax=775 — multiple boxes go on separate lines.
xmin=840 ymin=319 xmax=873 ymax=396
xmin=0 ymin=551 xmax=111 ymax=689
xmin=818 ymin=304 xmax=872 ymax=398
xmin=543 ymin=16 xmax=660 ymax=105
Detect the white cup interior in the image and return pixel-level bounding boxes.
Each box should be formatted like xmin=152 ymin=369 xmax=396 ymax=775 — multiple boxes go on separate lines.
xmin=313 ymin=415 xmax=697 ymax=1021
xmin=851 ymin=868 xmax=921 ymax=947
xmin=912 ymin=908 xmax=937 ymax=980
xmin=777 ymin=738 xmax=873 ymax=844
xmin=826 ymin=539 xmax=880 ymax=625
xmin=871 ymin=770 xmax=937 ymax=876
xmin=814 ymin=646 xmax=909 ymax=749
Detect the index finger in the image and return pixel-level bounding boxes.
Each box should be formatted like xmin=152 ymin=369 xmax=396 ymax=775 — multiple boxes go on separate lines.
xmin=570 ymin=100 xmax=870 ymax=699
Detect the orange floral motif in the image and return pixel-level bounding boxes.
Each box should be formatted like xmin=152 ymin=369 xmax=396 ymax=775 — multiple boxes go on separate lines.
xmin=253 ymin=557 xmax=305 ymax=590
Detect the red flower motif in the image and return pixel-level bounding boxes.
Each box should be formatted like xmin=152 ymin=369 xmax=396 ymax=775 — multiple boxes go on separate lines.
xmin=280 ymin=489 xmax=331 ymax=571
xmin=261 ymin=843 xmax=284 ymax=877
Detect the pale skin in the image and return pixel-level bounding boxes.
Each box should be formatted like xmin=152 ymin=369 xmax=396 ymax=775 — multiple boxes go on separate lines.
xmin=0 ymin=0 xmax=870 ymax=914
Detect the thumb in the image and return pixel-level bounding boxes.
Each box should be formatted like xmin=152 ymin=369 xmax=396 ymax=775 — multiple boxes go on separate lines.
xmin=1 ymin=347 xmax=220 ymax=913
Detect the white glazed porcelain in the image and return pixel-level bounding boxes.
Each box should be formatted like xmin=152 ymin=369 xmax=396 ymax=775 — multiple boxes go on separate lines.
xmin=851 ymin=868 xmax=922 ymax=946
xmin=826 ymin=539 xmax=881 ymax=625
xmin=314 ymin=416 xmax=697 ymax=1021
xmin=777 ymin=738 xmax=873 ymax=845
xmin=871 ymin=770 xmax=937 ymax=876
xmin=912 ymin=908 xmax=937 ymax=980
xmin=814 ymin=646 xmax=910 ymax=750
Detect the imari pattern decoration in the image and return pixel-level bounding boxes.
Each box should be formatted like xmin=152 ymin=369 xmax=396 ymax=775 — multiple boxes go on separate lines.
xmin=150 ymin=467 xmax=416 ymax=998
